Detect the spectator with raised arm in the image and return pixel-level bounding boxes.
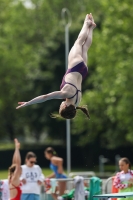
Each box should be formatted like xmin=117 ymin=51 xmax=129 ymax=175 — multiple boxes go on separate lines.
xmin=8 ymin=139 xmax=22 ymax=200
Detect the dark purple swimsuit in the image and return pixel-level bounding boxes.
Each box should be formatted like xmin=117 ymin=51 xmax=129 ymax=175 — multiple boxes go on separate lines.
xmin=60 ymin=62 xmax=88 ymax=104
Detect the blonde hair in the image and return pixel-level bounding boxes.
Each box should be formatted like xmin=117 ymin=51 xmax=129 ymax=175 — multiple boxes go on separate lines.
xmin=8 ymin=164 xmax=16 ymax=179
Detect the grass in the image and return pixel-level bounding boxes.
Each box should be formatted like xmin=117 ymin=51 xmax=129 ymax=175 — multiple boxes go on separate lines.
xmin=0 ymin=165 xmax=116 ymax=179
xmin=0 ymin=168 xmax=92 ymax=179
xmin=0 ymin=170 xmax=8 ymax=179
xmin=0 ymin=168 xmax=53 ymax=179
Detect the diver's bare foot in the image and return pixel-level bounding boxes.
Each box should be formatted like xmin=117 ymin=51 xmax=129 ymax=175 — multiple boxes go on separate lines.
xmin=89 ymin=13 xmax=96 ymax=29
xmin=84 ymin=14 xmax=89 ymax=22
xmin=87 ymin=19 xmax=92 ymax=26
xmin=84 ymin=14 xmax=92 ymax=26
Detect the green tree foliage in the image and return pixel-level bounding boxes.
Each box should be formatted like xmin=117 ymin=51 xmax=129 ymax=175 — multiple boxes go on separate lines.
xmin=73 ymin=0 xmax=133 ymax=149
xmin=0 ymin=0 xmax=32 ymax=139
xmin=0 ymin=0 xmax=133 ymax=148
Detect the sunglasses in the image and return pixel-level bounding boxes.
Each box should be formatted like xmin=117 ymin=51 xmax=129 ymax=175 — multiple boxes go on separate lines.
xmin=30 ymin=161 xmax=36 ymax=164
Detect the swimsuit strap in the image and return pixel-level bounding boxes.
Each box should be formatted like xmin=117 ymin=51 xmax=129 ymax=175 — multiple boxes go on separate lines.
xmin=10 ymin=184 xmax=18 ymax=190
xmin=65 ymin=82 xmax=81 ymax=104
xmin=10 ymin=183 xmax=20 ymax=190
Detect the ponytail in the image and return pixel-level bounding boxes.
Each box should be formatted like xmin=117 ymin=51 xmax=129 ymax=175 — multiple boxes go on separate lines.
xmin=76 ymin=105 xmax=90 ymax=119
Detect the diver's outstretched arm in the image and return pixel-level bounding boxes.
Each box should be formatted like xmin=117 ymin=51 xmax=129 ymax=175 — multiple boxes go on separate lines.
xmin=16 ymin=91 xmax=68 ymax=109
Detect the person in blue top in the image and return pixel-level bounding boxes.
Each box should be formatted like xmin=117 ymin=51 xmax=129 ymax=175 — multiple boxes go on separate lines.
xmin=44 ymin=147 xmax=67 ymax=200
xmin=16 ymin=13 xmax=96 ymax=119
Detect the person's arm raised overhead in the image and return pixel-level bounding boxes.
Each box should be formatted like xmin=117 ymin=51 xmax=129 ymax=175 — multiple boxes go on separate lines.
xmin=16 ymin=91 xmax=68 ymax=109
xmin=12 ymin=139 xmax=21 ymax=181
xmin=12 ymin=139 xmax=21 ymax=165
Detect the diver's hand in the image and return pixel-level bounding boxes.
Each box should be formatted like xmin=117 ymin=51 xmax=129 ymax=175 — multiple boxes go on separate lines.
xmin=16 ymin=102 xmax=27 ymax=109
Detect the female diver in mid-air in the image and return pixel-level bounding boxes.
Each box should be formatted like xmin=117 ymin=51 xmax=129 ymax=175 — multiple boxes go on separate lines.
xmin=16 ymin=13 xmax=96 ymax=119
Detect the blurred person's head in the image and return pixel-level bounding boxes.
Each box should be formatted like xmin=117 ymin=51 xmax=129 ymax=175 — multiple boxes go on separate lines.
xmin=8 ymin=164 xmax=22 ymax=178
xmin=25 ymin=152 xmax=37 ymax=167
xmin=119 ymin=157 xmax=131 ymax=172
xmin=44 ymin=147 xmax=57 ymax=160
